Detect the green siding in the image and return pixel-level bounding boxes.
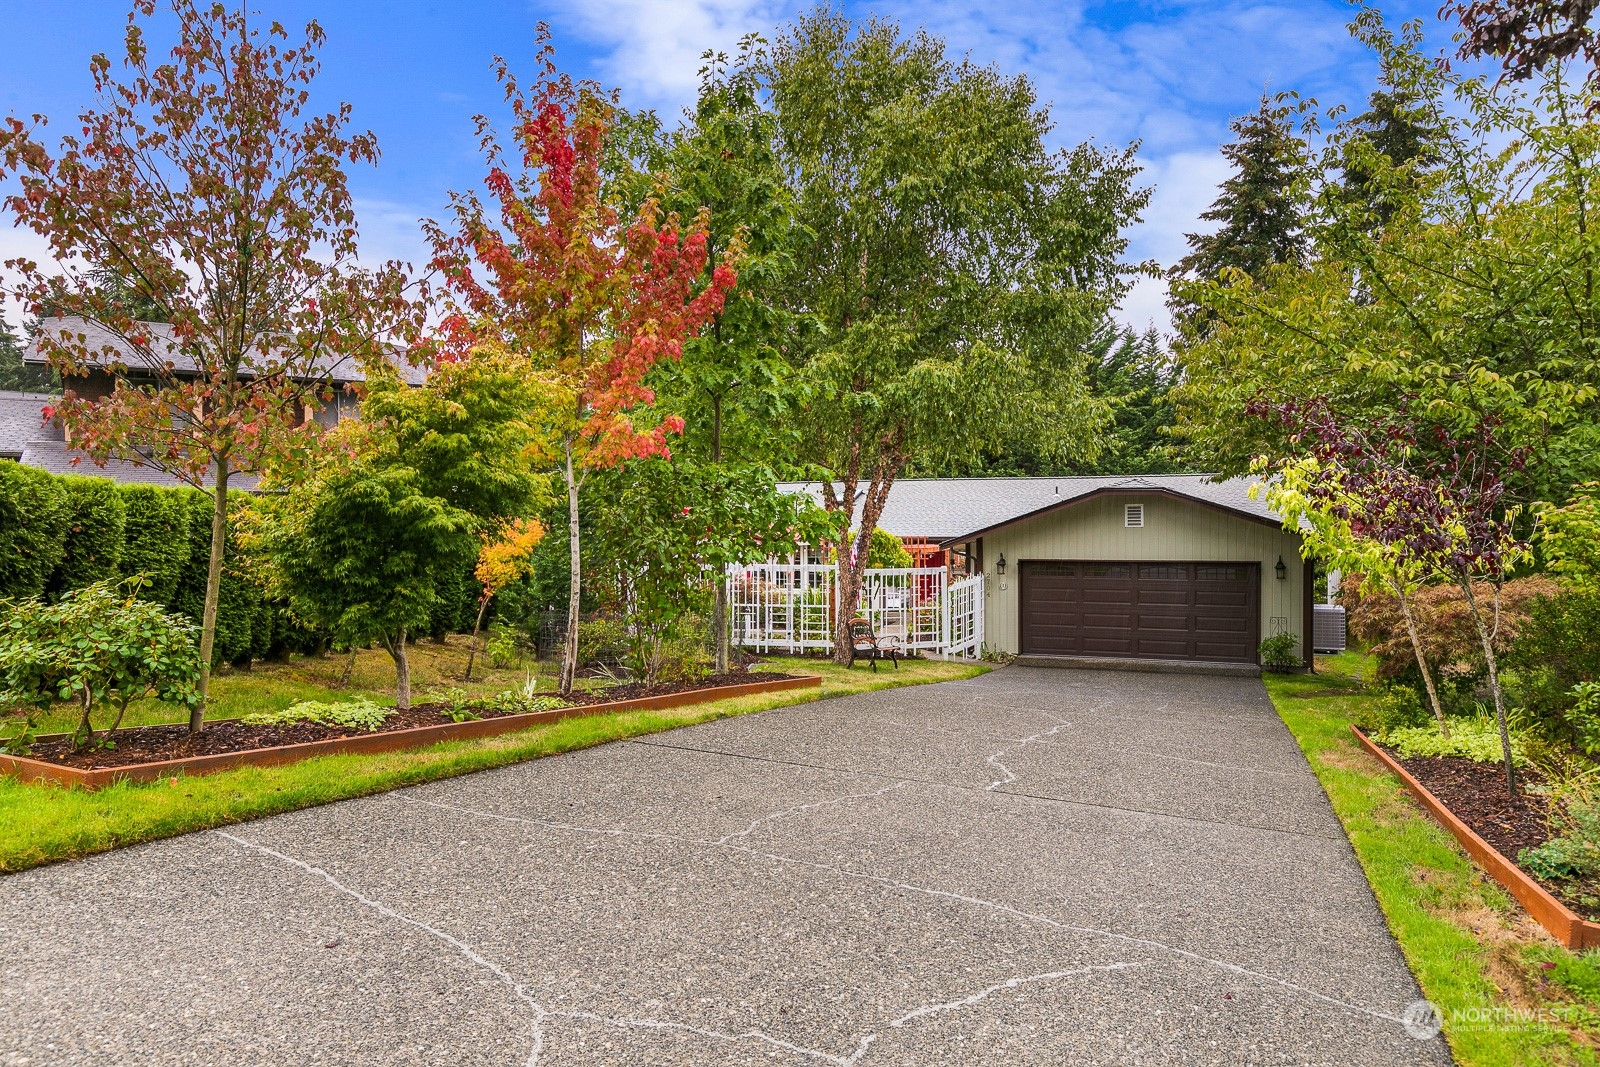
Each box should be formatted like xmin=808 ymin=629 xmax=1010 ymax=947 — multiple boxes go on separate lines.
xmin=980 ymin=493 xmax=1307 ymax=661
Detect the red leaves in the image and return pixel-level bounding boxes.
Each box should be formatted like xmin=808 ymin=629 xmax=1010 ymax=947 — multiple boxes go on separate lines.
xmin=425 ymin=30 xmax=736 ymax=472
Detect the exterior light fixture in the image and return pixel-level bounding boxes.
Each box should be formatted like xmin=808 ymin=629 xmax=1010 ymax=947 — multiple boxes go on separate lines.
xmin=1275 ymin=555 xmax=1288 ymax=580
xmin=996 ymin=553 xmax=1007 ymax=576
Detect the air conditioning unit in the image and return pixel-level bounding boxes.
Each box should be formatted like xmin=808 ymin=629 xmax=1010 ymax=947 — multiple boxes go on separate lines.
xmin=1313 ymin=604 xmax=1347 ymax=654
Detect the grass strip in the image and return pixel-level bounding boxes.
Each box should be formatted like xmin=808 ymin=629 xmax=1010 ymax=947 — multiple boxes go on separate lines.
xmin=1265 ymin=653 xmax=1599 ymax=1066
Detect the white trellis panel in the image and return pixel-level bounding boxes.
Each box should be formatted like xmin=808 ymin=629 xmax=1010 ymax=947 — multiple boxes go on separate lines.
xmin=727 ymin=563 xmax=983 ymax=658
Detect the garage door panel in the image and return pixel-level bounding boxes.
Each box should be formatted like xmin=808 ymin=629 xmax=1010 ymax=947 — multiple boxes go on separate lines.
xmin=1020 ymin=560 xmax=1259 ymax=663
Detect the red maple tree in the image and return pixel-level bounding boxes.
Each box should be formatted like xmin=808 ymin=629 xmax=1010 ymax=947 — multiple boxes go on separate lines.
xmin=423 ymin=29 xmax=736 ymax=693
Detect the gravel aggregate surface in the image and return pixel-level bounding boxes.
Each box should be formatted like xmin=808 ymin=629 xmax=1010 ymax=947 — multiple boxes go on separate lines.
xmin=0 ymin=665 xmax=1448 ymax=1066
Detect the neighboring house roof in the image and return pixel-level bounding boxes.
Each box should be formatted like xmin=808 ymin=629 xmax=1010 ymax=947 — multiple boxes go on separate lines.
xmin=776 ymin=474 xmax=1284 ymax=543
xmin=16 ymin=436 xmax=258 ymax=490
xmin=0 ymin=391 xmax=56 ymax=456
xmin=25 ymin=316 xmax=429 ymax=387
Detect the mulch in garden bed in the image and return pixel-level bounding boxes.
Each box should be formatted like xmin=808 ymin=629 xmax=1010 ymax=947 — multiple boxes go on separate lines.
xmin=27 ymin=670 xmax=795 ymax=772
xmin=1383 ymin=747 xmax=1600 ymax=920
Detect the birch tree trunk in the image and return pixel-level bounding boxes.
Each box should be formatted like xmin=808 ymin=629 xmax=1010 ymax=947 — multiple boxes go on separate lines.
xmin=560 ymin=437 xmax=582 ymax=696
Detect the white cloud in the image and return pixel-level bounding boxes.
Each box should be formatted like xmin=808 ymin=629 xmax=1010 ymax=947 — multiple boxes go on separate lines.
xmin=548 ymin=0 xmax=786 ymax=111
xmin=1111 ymin=149 xmax=1232 ymax=332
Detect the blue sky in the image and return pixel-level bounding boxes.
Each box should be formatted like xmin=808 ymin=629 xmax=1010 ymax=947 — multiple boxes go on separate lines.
xmin=0 ymin=0 xmax=1449 ymax=331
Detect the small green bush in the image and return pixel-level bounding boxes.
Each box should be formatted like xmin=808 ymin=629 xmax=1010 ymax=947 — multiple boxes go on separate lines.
xmin=1379 ymin=716 xmax=1528 ymax=765
xmin=1258 ymin=632 xmax=1299 ymax=671
xmin=485 ymin=627 xmax=521 ymax=669
xmin=241 ymin=699 xmax=392 ymax=732
xmin=0 ymin=578 xmax=200 ymax=750
xmin=1351 ymin=683 xmax=1431 ymax=733
xmin=0 ymin=462 xmax=68 ymax=600
xmin=576 ymin=617 xmax=628 ymax=668
xmin=50 ymin=475 xmax=125 ymax=593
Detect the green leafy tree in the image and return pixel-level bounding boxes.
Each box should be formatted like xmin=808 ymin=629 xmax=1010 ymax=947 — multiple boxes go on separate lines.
xmin=1335 ymin=52 xmax=1443 ymax=230
xmin=1174 ymin=9 xmax=1600 ymax=505
xmin=267 ymin=466 xmax=476 ymax=709
xmin=50 ymin=475 xmax=125 ymax=593
xmin=633 ymin=38 xmax=809 ymax=670
xmin=0 ymin=578 xmax=199 ymax=750
xmin=1169 ymin=94 xmax=1313 ymax=331
xmin=0 ymin=1 xmax=421 ymax=732
xmin=0 ymin=318 xmax=49 ymax=392
xmin=588 ymin=458 xmax=835 ymax=682
xmin=765 ymin=11 xmax=1145 ymax=663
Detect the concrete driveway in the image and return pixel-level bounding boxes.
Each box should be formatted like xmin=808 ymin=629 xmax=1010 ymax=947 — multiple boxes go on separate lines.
xmin=1 ymin=666 xmax=1447 ymax=1066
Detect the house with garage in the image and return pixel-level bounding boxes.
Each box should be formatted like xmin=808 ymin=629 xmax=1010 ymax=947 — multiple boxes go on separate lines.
xmin=778 ymin=474 xmax=1314 ymax=670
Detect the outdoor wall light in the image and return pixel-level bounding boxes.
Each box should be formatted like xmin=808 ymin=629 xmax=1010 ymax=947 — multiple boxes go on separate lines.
xmin=1275 ymin=555 xmax=1288 ymax=580
xmin=996 ymin=553 xmax=1007 ymax=576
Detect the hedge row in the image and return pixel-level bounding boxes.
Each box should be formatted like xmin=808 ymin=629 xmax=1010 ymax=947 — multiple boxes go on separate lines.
xmin=0 ymin=463 xmax=299 ymax=665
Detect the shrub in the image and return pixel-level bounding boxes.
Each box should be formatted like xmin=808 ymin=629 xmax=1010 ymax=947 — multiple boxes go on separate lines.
xmin=0 ymin=578 xmax=200 ymax=749
xmin=1506 ymin=589 xmax=1600 ymax=750
xmin=1352 ymin=684 xmax=1431 ymax=733
xmin=241 ymin=698 xmax=391 ymax=732
xmin=1379 ymin=716 xmax=1529 ymax=765
xmin=1521 ymin=775 xmax=1600 ymax=881
xmin=648 ymin=630 xmax=713 ymax=685
xmin=1258 ymin=632 xmax=1299 ymax=671
xmin=0 ymin=462 xmax=68 ymax=600
xmin=50 ymin=475 xmax=125 ymax=592
xmin=118 ymin=484 xmax=192 ymax=605
xmin=1344 ymin=574 xmax=1558 ymax=697
xmin=575 ymin=617 xmax=629 ymax=668
xmin=484 ymin=627 xmax=522 ymax=669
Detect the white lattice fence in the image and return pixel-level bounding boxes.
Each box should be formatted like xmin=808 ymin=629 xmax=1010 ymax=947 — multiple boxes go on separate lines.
xmin=727 ymin=563 xmax=984 ymax=657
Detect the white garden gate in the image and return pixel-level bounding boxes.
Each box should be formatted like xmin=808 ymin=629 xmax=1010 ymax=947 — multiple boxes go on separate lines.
xmin=727 ymin=563 xmax=984 ymax=658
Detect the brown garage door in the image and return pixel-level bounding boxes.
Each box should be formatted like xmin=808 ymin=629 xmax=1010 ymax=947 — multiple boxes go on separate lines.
xmin=1019 ymin=561 xmax=1260 ymax=663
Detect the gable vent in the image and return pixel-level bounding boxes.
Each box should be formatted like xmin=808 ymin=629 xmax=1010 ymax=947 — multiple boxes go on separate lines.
xmin=1124 ymin=503 xmax=1145 ymax=528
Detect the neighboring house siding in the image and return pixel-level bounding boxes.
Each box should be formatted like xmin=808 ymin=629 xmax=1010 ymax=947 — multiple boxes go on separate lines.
xmin=979 ymin=492 xmax=1307 ymax=662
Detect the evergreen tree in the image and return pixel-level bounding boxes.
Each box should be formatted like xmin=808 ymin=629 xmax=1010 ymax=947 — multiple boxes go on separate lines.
xmin=1169 ymin=95 xmax=1312 ymax=329
xmin=0 ymin=319 xmax=27 ymax=391
xmin=1336 ymin=74 xmax=1442 ymax=230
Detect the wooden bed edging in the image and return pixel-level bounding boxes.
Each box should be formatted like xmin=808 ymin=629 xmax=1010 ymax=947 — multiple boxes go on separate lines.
xmin=1352 ymin=725 xmax=1600 ymax=951
xmin=0 ymin=674 xmax=822 ymax=791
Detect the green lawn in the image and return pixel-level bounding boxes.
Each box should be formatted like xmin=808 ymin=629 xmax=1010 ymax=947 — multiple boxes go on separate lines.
xmin=1266 ymin=653 xmax=1600 ymax=1066
xmin=0 ymin=651 xmax=986 ymax=873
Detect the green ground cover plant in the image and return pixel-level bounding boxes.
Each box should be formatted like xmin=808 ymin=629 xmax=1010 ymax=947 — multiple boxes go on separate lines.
xmin=1267 ymin=653 xmax=1600 ymax=1065
xmin=0 ymin=654 xmax=984 ymax=873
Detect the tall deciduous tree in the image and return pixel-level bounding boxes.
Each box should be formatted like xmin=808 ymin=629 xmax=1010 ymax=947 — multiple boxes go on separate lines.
xmin=1169 ymin=94 xmax=1313 ymax=330
xmin=765 ymin=11 xmax=1145 ymax=663
xmin=423 ymin=30 xmax=736 ymax=694
xmin=0 ymin=1 xmax=419 ymax=731
xmin=633 ymin=38 xmax=805 ymax=671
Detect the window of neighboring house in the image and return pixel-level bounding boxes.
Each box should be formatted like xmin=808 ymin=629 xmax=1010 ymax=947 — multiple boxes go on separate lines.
xmin=0 ymin=452 xmax=21 ymax=462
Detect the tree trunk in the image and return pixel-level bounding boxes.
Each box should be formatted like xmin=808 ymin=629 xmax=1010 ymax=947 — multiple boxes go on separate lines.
xmin=388 ymin=626 xmax=412 ymax=711
xmin=1459 ymin=581 xmax=1516 ymax=796
xmin=560 ymin=438 xmax=582 ymax=696
xmin=713 ymin=574 xmax=730 ymax=674
xmin=193 ymin=454 xmax=231 ymax=734
xmin=464 ymin=593 xmax=491 ymax=682
xmin=1395 ymin=589 xmax=1449 ymax=738
xmin=711 ymin=392 xmax=729 ymax=675
xmin=831 ymin=459 xmax=899 ymax=666
xmin=338 ymin=647 xmax=357 ymax=689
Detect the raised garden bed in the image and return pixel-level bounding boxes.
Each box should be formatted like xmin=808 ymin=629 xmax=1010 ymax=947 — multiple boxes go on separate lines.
xmin=1353 ymin=725 xmax=1600 ymax=950
xmin=1 ymin=672 xmax=820 ymax=790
